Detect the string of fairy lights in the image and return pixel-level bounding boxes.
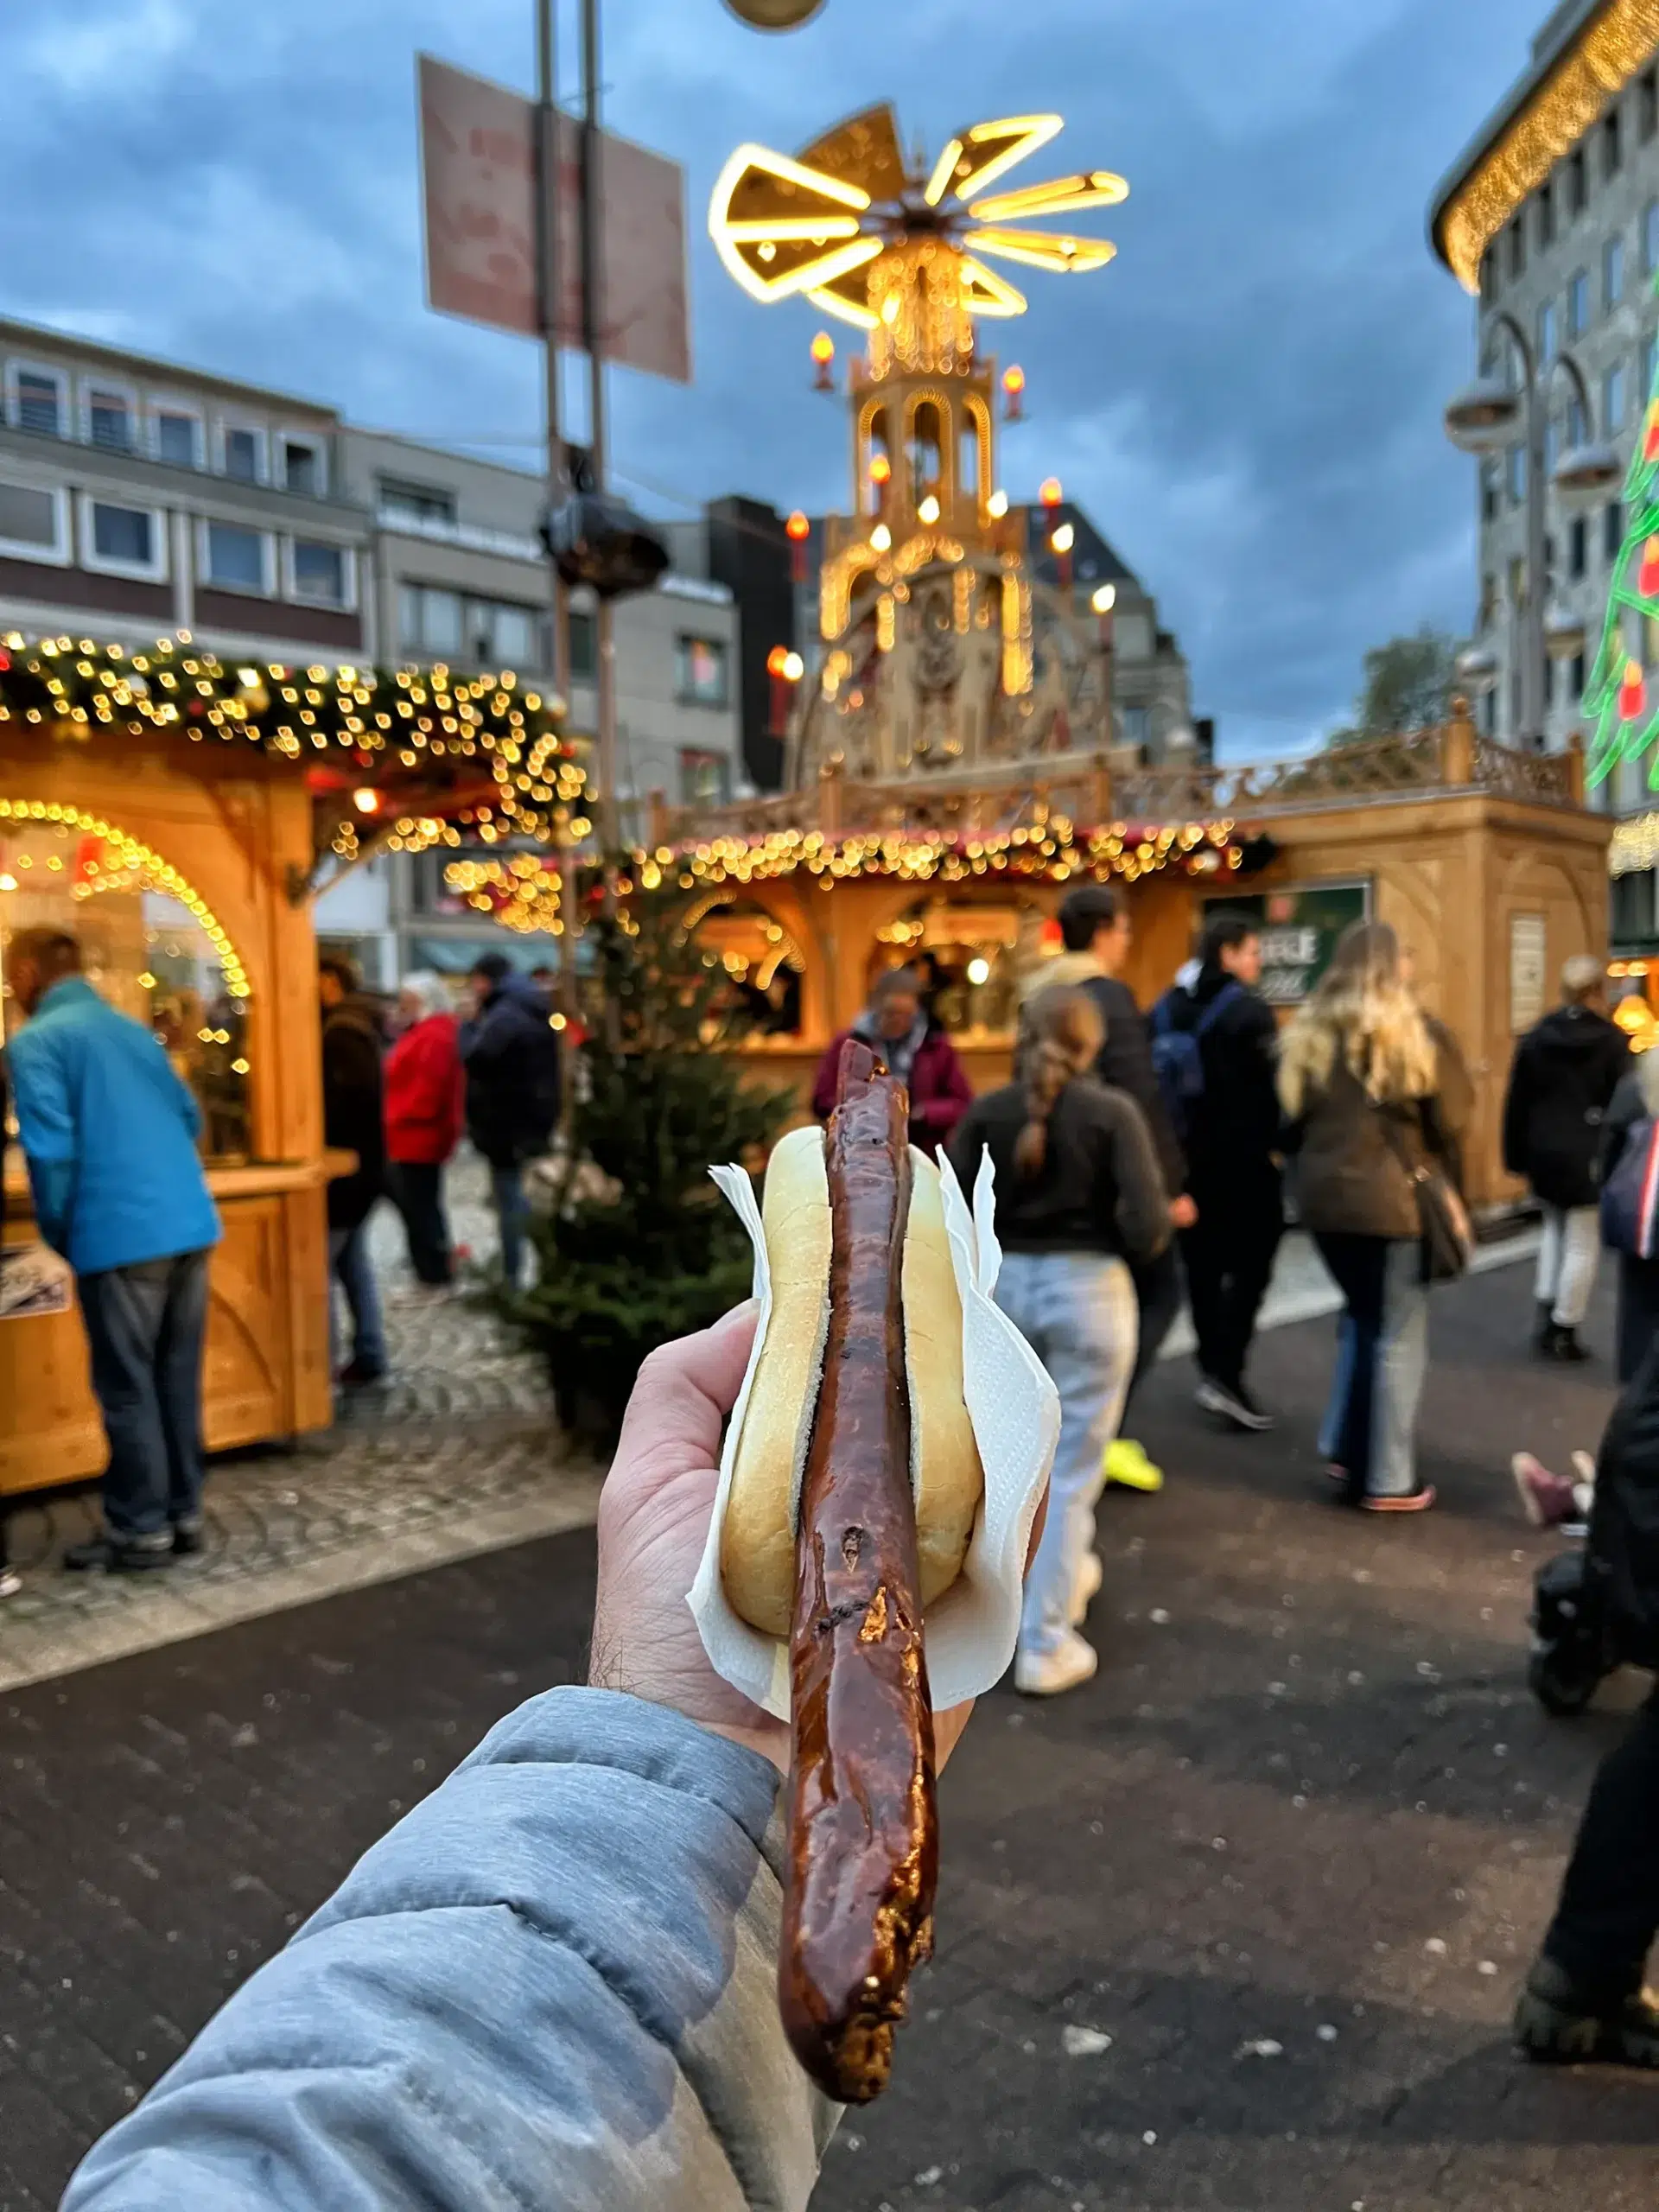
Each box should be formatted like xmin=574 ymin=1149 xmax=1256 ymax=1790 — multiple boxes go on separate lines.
xmin=0 ymin=631 xmax=594 ymax=861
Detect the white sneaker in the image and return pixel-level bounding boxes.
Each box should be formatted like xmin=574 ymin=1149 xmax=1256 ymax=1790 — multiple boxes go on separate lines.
xmin=1071 ymin=1550 xmax=1103 ymax=1626
xmin=1014 ymin=1630 xmax=1099 ymax=1697
xmin=0 ymin=1569 xmax=20 ymax=1599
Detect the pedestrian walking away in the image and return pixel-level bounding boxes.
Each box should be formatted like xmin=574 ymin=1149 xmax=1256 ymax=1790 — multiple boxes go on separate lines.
xmin=1597 ymin=1041 xmax=1659 ymax=1382
xmin=813 ymin=964 xmax=974 ymax=1160
xmin=1503 ymin=952 xmax=1629 ymax=1362
xmin=384 ymin=971 xmax=465 ymax=1291
xmin=460 ymin=952 xmax=563 ymax=1293
xmin=4 ymin=927 xmax=220 ymax=1572
xmin=1027 ymin=881 xmax=1194 ymax=1494
xmin=950 ymin=986 xmax=1168 ymax=1697
xmin=1516 ymin=1336 xmax=1659 ymax=2068
xmin=1153 ymin=910 xmax=1282 ymax=1431
xmin=320 ymin=955 xmax=389 ymax=1385
xmin=1279 ymin=919 xmax=1472 ymax=1513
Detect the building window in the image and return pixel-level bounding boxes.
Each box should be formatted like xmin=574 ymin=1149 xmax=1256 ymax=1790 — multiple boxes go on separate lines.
xmin=1643 ymin=69 xmax=1659 ymax=143
xmin=1478 ymin=571 xmax=1497 ymax=629
xmin=1568 ymin=148 xmax=1587 ymax=216
xmin=1509 ymin=555 xmax=1528 ymax=610
xmin=1567 ymin=393 xmax=1587 ymax=447
xmin=1481 ymin=685 xmax=1496 ymax=735
xmin=378 ymin=478 xmax=456 ymax=527
xmin=1568 ymin=268 xmax=1590 ymax=334
xmin=83 ymin=382 xmax=136 ymax=453
xmin=219 ymin=423 xmax=265 ymax=484
xmin=1572 ymin=651 xmax=1587 ymax=698
xmin=567 ymin=607 xmax=597 ymax=680
xmin=7 ymin=364 xmax=64 ymax=436
xmin=1606 ymin=232 xmax=1627 ymax=308
xmin=1538 ymin=299 xmax=1558 ymax=360
xmin=82 ymin=497 xmax=166 ymax=580
xmin=1509 ymin=220 xmax=1526 ymax=280
xmin=1607 ymin=499 xmax=1625 ymax=562
xmin=1570 ymin=514 xmax=1588 ymax=579
xmin=289 ymin=539 xmax=349 ymax=607
xmin=202 ymin=520 xmax=270 ymax=594
xmin=1479 ymin=247 xmax=1497 ymax=301
xmin=678 ymin=748 xmax=730 ymax=805
xmin=1606 ymin=360 xmax=1628 ymax=433
xmin=279 ymin=435 xmax=326 ymax=498
xmin=1480 ymin=459 xmax=1498 ymax=521
xmin=1545 ymin=417 xmax=1560 ymax=474
xmin=1605 ymin=108 xmax=1623 ymax=180
xmin=152 ymin=404 xmax=201 ymax=468
xmin=398 ymin=582 xmax=461 ymax=657
xmin=676 ymin=634 xmax=729 ymax=707
xmin=1538 ymin=180 xmax=1556 ymax=249
xmin=463 ymin=599 xmax=537 ymax=667
xmin=1507 ymin=443 xmax=1527 ymax=504
xmin=0 ymin=479 xmax=69 ymax=564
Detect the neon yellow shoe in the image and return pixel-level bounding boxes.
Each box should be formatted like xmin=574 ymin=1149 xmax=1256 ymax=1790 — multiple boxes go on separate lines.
xmin=1104 ymin=1438 xmax=1164 ymax=1493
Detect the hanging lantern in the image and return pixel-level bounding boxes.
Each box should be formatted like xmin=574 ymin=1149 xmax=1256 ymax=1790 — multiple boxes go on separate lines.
xmin=785 ymin=508 xmax=811 ymax=583
xmin=1620 ymin=656 xmax=1647 ymax=724
xmin=1039 ymin=475 xmax=1063 ymax=511
xmin=810 ymin=330 xmax=836 ymax=392
xmin=1001 ymin=364 xmax=1026 ymax=422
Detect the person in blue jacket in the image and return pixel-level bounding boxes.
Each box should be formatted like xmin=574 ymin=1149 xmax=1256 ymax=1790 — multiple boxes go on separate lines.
xmin=59 ymin=1301 xmax=983 ymax=2209
xmin=6 ymin=927 xmax=219 ymax=1573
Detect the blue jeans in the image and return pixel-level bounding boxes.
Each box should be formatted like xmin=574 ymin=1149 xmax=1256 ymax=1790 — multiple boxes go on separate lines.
xmin=493 ymin=1166 xmax=531 ymax=1291
xmin=77 ymin=1250 xmax=211 ymax=1541
xmin=1313 ymin=1233 xmax=1429 ymax=1501
xmin=329 ymin=1217 xmax=388 ymax=1376
xmin=995 ymin=1251 xmax=1138 ymax=1656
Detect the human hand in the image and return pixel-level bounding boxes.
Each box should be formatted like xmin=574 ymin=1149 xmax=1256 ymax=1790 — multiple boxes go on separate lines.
xmin=1169 ymin=1193 xmax=1198 ymax=1230
xmin=589 ymin=1305 xmax=976 ymax=1774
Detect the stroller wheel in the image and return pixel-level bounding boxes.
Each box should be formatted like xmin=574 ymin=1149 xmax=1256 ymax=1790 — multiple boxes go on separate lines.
xmin=1529 ymin=1649 xmax=1602 ymax=1717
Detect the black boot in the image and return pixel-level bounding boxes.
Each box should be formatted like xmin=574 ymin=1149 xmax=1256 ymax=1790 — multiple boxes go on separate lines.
xmin=1515 ymin=1956 xmax=1659 ymax=2066
xmin=1548 ymin=1325 xmax=1592 ymax=1364
xmin=1534 ymin=1300 xmax=1555 ymax=1353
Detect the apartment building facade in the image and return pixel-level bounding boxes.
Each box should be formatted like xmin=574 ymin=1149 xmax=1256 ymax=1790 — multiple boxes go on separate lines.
xmin=0 ymin=318 xmax=744 ymax=979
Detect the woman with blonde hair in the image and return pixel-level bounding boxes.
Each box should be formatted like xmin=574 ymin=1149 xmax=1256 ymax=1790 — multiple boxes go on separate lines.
xmin=950 ymin=986 xmax=1169 ymax=1694
xmin=1279 ymin=920 xmax=1471 ymax=1513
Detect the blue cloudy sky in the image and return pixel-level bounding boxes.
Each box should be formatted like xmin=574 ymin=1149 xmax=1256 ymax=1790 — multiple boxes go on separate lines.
xmin=3 ymin=0 xmax=1535 ymax=756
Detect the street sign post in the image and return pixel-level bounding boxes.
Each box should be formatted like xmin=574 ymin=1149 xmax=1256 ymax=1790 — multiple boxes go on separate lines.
xmin=417 ymin=53 xmax=691 ymax=385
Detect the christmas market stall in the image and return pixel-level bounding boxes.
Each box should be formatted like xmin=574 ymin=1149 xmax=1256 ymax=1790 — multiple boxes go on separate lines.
xmin=0 ymin=632 xmax=586 ymax=1492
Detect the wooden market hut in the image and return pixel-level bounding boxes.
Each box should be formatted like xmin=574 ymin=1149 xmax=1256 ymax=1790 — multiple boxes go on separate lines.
xmin=656 ymin=704 xmax=1613 ymax=1213
xmin=0 ymin=632 xmax=584 ymax=1493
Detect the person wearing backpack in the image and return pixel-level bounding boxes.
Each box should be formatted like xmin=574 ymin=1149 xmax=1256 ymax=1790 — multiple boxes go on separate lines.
xmin=1598 ymin=1042 xmax=1659 ymax=1382
xmin=1515 ymin=1335 xmax=1659 ymax=2069
xmin=1020 ymin=885 xmax=1192 ymax=1492
xmin=1503 ymin=955 xmax=1629 ymax=1363
xmin=1152 ymin=911 xmax=1283 ymax=1431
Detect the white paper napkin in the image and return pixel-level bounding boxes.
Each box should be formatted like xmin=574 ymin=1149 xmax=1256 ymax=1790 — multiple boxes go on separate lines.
xmin=689 ymin=1145 xmax=1060 ymax=1719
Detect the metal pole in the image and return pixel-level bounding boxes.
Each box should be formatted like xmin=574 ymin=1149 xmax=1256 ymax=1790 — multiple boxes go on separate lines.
xmin=535 ymin=0 xmax=580 ymax=1018
xmin=580 ymin=0 xmax=619 ymax=853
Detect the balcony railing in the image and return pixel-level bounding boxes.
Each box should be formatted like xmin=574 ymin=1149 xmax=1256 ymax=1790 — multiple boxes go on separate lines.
xmin=644 ymin=712 xmax=1587 ymax=853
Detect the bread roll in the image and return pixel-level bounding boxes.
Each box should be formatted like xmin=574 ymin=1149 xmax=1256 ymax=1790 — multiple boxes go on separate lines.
xmin=721 ymin=1126 xmax=982 ymax=1637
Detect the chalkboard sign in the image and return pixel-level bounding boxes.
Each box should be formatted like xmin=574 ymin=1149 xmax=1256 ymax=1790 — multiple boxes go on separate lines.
xmin=1203 ymin=881 xmax=1370 ymax=1007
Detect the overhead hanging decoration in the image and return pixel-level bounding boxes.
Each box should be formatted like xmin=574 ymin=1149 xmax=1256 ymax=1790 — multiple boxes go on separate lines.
xmin=0 ymin=630 xmax=595 ymax=881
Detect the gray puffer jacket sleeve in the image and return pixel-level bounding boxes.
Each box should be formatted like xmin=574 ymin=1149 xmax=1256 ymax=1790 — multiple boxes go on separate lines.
xmin=62 ymin=1688 xmax=838 ymax=2212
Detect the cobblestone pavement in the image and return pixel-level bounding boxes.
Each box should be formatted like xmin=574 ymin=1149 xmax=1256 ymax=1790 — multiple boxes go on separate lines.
xmin=4 ymin=1251 xmax=1657 ymax=2209
xmin=0 ymin=1160 xmax=601 ymax=1694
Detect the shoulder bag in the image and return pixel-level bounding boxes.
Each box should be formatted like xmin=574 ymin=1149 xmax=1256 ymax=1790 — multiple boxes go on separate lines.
xmin=1374 ymin=1098 xmax=1475 ymax=1285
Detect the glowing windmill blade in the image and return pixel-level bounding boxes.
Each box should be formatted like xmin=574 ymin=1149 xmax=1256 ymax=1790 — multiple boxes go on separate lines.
xmin=958 ymin=257 xmax=1027 ymax=318
xmin=925 ymin=114 xmax=1064 ymax=208
xmin=709 ymin=142 xmax=875 ymax=303
xmin=966 ymin=228 xmax=1118 ymax=275
xmin=969 ymin=169 xmax=1129 ymax=222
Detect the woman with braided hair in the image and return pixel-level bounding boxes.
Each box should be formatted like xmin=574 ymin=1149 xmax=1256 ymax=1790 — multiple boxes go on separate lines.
xmin=949 ymin=987 xmax=1169 ymax=1695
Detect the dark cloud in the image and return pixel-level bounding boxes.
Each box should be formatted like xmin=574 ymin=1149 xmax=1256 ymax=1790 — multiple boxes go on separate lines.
xmin=4 ymin=0 xmax=1530 ymax=755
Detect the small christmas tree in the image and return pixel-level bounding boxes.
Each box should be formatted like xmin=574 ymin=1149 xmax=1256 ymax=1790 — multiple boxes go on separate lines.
xmin=514 ymin=889 xmax=794 ymax=1445
xmin=1585 ymin=372 xmax=1659 ymax=790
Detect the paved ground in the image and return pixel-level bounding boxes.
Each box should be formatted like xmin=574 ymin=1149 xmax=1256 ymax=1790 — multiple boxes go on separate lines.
xmin=4 ymin=1241 xmax=1655 ymax=2209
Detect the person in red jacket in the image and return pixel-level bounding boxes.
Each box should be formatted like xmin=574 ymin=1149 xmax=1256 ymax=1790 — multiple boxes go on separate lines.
xmin=384 ymin=972 xmax=465 ymax=1287
xmin=811 ymin=965 xmax=974 ymax=1159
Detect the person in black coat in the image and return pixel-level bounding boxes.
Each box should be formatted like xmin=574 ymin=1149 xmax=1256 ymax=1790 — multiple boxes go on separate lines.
xmin=1154 ymin=911 xmax=1283 ymax=1432
xmin=1516 ymin=1335 xmax=1659 ymax=2068
xmin=1503 ymin=956 xmax=1630 ymax=1362
xmin=319 ymin=957 xmax=388 ymax=1386
xmin=460 ymin=953 xmax=563 ymax=1292
xmin=1023 ymin=887 xmax=1191 ymax=1491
